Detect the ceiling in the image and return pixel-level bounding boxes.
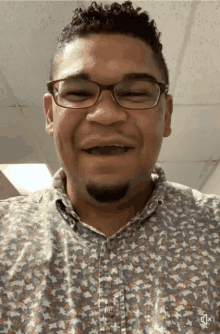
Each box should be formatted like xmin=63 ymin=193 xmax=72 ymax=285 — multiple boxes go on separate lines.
xmin=1 ymin=0 xmax=220 ymax=199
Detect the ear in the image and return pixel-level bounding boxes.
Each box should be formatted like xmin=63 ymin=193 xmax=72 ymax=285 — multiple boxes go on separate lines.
xmin=163 ymin=94 xmax=173 ymax=138
xmin=43 ymin=93 xmax=54 ymax=137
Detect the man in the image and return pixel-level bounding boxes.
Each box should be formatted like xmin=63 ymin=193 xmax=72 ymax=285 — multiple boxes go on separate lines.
xmin=0 ymin=1 xmax=219 ymax=333
xmin=43 ymin=30 xmax=172 ymax=239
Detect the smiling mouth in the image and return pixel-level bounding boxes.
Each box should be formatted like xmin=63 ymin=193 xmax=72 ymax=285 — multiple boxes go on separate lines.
xmin=82 ymin=146 xmax=134 ymax=155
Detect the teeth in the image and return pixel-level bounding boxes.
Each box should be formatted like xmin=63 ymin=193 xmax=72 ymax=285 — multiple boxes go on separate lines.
xmin=89 ymin=145 xmax=125 ymax=149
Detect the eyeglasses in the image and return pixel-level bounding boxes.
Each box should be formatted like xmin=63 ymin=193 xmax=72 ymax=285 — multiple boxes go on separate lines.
xmin=47 ymin=78 xmax=169 ymax=110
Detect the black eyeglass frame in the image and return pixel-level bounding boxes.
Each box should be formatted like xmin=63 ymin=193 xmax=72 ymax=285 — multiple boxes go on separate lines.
xmin=47 ymin=78 xmax=169 ymax=110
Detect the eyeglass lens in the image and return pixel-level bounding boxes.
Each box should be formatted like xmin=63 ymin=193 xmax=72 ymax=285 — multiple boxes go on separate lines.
xmin=53 ymin=79 xmax=160 ymax=109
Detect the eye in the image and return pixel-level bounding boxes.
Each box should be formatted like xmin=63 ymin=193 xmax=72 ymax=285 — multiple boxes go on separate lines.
xmin=66 ymin=91 xmax=92 ymax=96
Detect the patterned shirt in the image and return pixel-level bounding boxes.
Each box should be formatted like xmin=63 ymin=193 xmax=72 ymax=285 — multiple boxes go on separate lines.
xmin=0 ymin=163 xmax=219 ymax=334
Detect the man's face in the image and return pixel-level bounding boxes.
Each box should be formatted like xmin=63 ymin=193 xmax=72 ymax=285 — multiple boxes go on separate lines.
xmin=43 ymin=34 xmax=173 ymax=213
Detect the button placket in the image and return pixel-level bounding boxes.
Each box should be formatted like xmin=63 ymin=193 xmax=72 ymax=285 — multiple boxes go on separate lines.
xmin=107 ymin=241 xmax=114 ymax=251
xmin=99 ymin=241 xmax=124 ymax=333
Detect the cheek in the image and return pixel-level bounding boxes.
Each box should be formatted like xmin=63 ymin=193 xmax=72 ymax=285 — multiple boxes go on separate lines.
xmin=135 ymin=111 xmax=161 ymax=135
xmin=55 ymin=111 xmax=80 ymax=141
xmin=155 ymin=119 xmax=165 ymax=136
xmin=135 ymin=112 xmax=153 ymax=129
xmin=135 ymin=113 xmax=163 ymax=151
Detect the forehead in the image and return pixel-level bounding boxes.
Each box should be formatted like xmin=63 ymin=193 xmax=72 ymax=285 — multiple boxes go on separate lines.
xmin=55 ymin=34 xmax=163 ymax=83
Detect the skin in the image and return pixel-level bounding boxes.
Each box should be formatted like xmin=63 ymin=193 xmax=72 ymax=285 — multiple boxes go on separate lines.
xmin=43 ymin=34 xmax=173 ymax=237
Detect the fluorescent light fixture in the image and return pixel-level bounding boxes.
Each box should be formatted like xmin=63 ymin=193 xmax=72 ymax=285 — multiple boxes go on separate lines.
xmin=0 ymin=164 xmax=53 ymax=195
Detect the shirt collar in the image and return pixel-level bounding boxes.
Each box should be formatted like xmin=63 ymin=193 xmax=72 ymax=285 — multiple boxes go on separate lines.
xmin=51 ymin=163 xmax=166 ymax=218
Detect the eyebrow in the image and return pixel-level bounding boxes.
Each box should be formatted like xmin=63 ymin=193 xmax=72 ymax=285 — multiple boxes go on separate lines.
xmin=62 ymin=72 xmax=159 ymax=83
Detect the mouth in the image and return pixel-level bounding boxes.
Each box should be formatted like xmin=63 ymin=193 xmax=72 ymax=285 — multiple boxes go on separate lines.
xmin=82 ymin=146 xmax=134 ymax=156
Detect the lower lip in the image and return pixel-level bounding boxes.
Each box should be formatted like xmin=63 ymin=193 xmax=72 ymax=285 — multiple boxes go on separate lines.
xmin=81 ymin=148 xmax=135 ymax=164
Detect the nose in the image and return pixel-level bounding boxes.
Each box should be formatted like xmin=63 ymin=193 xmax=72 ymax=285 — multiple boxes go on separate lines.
xmin=86 ymin=90 xmax=128 ymax=126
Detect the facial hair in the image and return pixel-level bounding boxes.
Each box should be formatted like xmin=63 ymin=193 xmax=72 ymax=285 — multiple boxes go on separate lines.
xmin=86 ymin=182 xmax=129 ymax=203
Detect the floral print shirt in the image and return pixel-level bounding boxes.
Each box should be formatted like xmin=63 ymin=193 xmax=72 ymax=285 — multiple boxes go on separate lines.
xmin=0 ymin=163 xmax=219 ymax=334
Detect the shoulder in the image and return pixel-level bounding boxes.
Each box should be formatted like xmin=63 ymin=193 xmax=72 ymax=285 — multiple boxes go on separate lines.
xmin=164 ymin=180 xmax=220 ymax=225
xmin=0 ymin=189 xmax=49 ymax=227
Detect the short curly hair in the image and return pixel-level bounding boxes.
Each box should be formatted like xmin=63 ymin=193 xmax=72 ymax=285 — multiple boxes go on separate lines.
xmin=49 ymin=1 xmax=169 ymax=89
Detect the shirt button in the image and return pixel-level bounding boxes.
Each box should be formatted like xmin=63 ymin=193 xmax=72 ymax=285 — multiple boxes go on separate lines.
xmin=107 ymin=305 xmax=116 ymax=316
xmin=107 ymin=242 xmax=114 ymax=250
